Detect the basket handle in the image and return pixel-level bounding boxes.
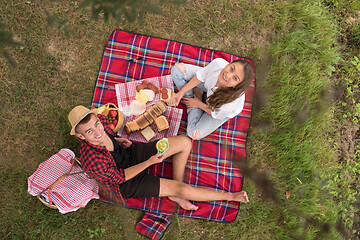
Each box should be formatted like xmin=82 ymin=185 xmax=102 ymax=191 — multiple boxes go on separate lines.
xmin=37 ymin=157 xmax=83 ymax=207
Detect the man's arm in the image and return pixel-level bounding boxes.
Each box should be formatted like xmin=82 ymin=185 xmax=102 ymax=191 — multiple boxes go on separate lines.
xmin=123 ymin=153 xmax=164 ymax=181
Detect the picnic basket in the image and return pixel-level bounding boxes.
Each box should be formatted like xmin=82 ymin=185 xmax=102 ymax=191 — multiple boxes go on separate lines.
xmin=37 ymin=158 xmax=83 ymax=209
xmin=97 ymin=103 xmax=124 ymax=132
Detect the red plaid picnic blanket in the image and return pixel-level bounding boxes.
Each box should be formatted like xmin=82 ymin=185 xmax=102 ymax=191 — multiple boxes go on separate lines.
xmin=92 ymin=30 xmax=255 ymax=239
xmin=115 ymin=75 xmax=182 ymax=143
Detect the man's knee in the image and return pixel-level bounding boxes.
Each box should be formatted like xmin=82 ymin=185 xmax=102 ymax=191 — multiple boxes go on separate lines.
xmin=175 ymin=63 xmax=186 ymax=73
xmin=172 ymin=181 xmax=189 ymax=196
xmin=178 ymin=135 xmax=192 ymax=152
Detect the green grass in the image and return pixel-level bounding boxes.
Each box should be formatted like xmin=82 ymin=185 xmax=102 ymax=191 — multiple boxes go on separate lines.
xmin=1 ymin=0 xmax=360 ymax=239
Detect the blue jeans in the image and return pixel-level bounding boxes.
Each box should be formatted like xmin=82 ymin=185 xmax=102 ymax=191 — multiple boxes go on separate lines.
xmin=171 ymin=64 xmax=229 ymax=139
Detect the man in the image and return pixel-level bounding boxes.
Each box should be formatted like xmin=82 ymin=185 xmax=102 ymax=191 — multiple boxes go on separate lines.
xmin=68 ymin=105 xmax=249 ymax=210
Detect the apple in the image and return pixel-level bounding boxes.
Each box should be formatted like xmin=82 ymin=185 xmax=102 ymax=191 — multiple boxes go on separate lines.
xmin=109 ymin=123 xmax=115 ymax=130
xmin=109 ymin=110 xmax=117 ymax=118
xmin=112 ymin=119 xmax=118 ymax=126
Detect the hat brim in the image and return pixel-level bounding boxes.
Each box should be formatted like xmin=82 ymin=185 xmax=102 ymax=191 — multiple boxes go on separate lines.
xmin=70 ymin=108 xmax=98 ymax=135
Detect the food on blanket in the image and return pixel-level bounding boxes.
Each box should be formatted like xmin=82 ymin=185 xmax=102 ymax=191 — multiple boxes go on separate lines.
xmin=122 ymin=104 xmax=132 ymax=116
xmin=160 ymin=88 xmax=174 ymax=101
xmin=134 ymin=85 xmax=156 ymax=109
xmin=107 ymin=110 xmax=118 ymax=130
xmin=135 ymin=89 xmax=151 ymax=105
xmin=156 ymin=138 xmax=169 ymax=155
xmin=141 ymin=126 xmax=156 ymax=141
xmin=143 ymin=112 xmax=155 ymax=125
xmin=124 ymin=102 xmax=167 ymax=134
xmin=135 ymin=80 xmax=159 ymax=94
xmin=151 ymin=101 xmax=167 ymax=114
xmin=109 ymin=110 xmax=117 ymax=118
xmin=154 ymin=116 xmax=169 ymax=132
xmin=97 ymin=103 xmax=124 ymax=133
xmin=130 ymin=100 xmax=146 ymax=116
xmin=142 ymin=89 xmax=155 ymax=101
xmin=135 ymin=115 xmax=149 ymax=130
xmin=124 ymin=120 xmax=140 ymax=135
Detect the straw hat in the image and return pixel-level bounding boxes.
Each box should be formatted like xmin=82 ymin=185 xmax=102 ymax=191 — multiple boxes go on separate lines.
xmin=68 ymin=105 xmax=98 ymax=135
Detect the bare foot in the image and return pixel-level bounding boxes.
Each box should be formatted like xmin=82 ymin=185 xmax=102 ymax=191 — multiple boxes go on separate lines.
xmin=234 ymin=191 xmax=249 ymax=203
xmin=168 ymin=196 xmax=199 ymax=210
xmin=193 ymin=87 xmax=204 ymax=100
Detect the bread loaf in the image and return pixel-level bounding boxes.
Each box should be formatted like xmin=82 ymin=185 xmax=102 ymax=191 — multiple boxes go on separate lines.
xmin=124 ymin=101 xmax=167 ymax=134
xmin=143 ymin=112 xmax=154 ymax=124
xmin=124 ymin=121 xmax=140 ymax=135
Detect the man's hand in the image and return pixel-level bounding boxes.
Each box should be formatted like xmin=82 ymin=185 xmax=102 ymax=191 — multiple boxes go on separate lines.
xmin=115 ymin=137 xmax=132 ymax=148
xmin=148 ymin=153 xmax=165 ymax=165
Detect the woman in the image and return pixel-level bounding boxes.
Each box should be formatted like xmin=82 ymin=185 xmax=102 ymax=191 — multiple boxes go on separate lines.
xmin=168 ymin=58 xmax=254 ymax=140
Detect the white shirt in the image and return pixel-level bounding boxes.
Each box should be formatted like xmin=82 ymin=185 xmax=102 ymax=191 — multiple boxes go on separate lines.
xmin=196 ymin=58 xmax=246 ymax=119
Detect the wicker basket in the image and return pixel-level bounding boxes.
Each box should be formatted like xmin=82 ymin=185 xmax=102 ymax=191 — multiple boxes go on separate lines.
xmin=98 ymin=103 xmax=124 ymax=132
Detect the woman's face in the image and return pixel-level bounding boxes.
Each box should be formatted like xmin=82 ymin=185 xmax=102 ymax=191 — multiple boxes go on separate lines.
xmin=217 ymin=62 xmax=245 ymax=88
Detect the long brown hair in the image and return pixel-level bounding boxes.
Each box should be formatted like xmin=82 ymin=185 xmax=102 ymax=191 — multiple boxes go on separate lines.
xmin=207 ymin=59 xmax=254 ymax=111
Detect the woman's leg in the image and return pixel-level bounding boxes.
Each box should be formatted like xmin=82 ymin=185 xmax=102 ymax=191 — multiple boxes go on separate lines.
xmin=186 ymin=109 xmax=229 ymax=140
xmin=171 ymin=63 xmax=203 ymax=97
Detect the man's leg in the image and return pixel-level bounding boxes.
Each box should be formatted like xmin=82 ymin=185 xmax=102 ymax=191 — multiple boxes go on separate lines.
xmin=160 ymin=135 xmax=191 ymax=181
xmin=159 ymin=135 xmax=197 ymax=209
xmin=159 ymin=178 xmax=249 ymax=210
xmin=159 ymin=135 xmax=248 ymax=210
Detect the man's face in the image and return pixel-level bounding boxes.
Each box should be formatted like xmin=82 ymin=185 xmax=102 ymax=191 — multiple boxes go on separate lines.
xmin=76 ymin=114 xmax=105 ymax=145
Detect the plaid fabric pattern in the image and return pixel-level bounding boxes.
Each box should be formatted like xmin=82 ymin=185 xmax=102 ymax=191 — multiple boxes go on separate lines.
xmin=136 ymin=212 xmax=172 ymax=240
xmin=79 ymin=114 xmax=126 ymax=204
xmin=92 ymin=30 xmax=255 ymax=225
xmin=115 ymin=75 xmax=182 ymax=143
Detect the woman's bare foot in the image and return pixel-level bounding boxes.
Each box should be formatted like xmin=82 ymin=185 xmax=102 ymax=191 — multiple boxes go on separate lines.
xmin=168 ymin=196 xmax=199 ymax=210
xmin=193 ymin=87 xmax=204 ymax=100
xmin=233 ymin=191 xmax=249 ymax=203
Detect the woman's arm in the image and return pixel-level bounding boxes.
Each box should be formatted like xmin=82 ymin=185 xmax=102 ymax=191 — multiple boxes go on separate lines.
xmin=123 ymin=153 xmax=164 ymax=181
xmin=168 ymin=75 xmax=202 ymax=106
xmin=182 ymin=97 xmax=212 ymax=115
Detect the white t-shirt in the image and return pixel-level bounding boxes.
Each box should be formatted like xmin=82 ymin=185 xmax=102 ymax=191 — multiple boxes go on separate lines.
xmin=196 ymin=58 xmax=246 ymax=119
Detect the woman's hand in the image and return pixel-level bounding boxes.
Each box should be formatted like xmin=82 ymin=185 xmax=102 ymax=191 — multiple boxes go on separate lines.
xmin=115 ymin=137 xmax=132 ymax=148
xmin=166 ymin=92 xmax=183 ymax=107
xmin=182 ymin=97 xmax=202 ymax=109
xmin=148 ymin=153 xmax=165 ymax=165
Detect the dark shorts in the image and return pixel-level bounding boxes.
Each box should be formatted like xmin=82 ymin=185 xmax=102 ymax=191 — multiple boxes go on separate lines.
xmin=119 ymin=141 xmax=160 ymax=198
